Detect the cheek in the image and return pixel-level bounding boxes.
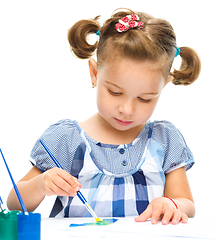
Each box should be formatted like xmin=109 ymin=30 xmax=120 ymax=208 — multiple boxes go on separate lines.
xmin=96 ymin=86 xmax=113 ymax=115
xmin=147 ymin=98 xmax=160 ymax=115
xmin=137 ymin=98 xmax=159 ymax=120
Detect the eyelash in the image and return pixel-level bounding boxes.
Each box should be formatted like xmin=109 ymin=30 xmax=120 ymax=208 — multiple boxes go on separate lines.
xmin=138 ymin=97 xmax=152 ymax=103
xmin=108 ymin=89 xmax=152 ymax=103
xmin=108 ymin=89 xmax=122 ymax=96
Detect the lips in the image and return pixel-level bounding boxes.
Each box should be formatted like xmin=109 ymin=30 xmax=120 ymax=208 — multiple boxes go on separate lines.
xmin=114 ymin=118 xmax=133 ymax=126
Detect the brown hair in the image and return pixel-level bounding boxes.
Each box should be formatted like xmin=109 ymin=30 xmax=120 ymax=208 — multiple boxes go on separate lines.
xmin=68 ymin=8 xmax=201 ymax=85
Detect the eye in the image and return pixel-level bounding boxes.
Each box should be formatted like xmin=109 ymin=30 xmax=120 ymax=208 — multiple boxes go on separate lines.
xmin=138 ymin=97 xmax=152 ymax=103
xmin=108 ymin=89 xmax=122 ymax=96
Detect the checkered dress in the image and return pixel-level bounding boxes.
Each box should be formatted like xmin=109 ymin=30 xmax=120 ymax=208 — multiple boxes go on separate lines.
xmin=30 ymin=119 xmax=194 ymax=218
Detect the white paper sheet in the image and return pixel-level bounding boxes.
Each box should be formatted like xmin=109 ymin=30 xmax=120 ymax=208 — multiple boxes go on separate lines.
xmin=41 ymin=217 xmax=215 ymax=240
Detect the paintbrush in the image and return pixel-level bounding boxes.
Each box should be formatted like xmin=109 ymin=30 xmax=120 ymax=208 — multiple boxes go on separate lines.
xmin=0 ymin=148 xmax=28 ymax=215
xmin=0 ymin=195 xmax=7 ymax=212
xmin=39 ymin=140 xmax=101 ymax=222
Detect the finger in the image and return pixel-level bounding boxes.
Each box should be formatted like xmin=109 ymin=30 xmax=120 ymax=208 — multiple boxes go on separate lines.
xmin=47 ymin=168 xmax=81 ymax=196
xmin=41 ymin=168 xmax=81 ymax=197
xmin=45 ymin=180 xmax=69 ymax=196
xmin=53 ymin=175 xmax=77 ymax=196
xmin=134 ymin=205 xmax=153 ymax=222
xmin=43 ymin=185 xmax=57 ymax=196
xmin=171 ymin=209 xmax=182 ymax=225
xmin=151 ymin=205 xmax=163 ymax=224
xmin=56 ymin=169 xmax=81 ymax=191
xmin=46 ymin=177 xmax=74 ymax=197
xmin=162 ymin=208 xmax=174 ymax=225
xmin=181 ymin=213 xmax=188 ymax=224
xmin=71 ymin=177 xmax=81 ymax=191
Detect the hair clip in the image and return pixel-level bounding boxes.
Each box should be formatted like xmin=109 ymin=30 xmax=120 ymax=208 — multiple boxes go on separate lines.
xmin=115 ymin=14 xmax=144 ymax=33
xmin=175 ymin=47 xmax=181 ymax=57
xmin=96 ymin=30 xmax=100 ymax=36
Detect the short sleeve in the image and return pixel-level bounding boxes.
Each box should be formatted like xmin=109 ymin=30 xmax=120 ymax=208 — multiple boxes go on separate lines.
xmin=153 ymin=121 xmax=194 ymax=174
xmin=30 ymin=119 xmax=81 ymax=173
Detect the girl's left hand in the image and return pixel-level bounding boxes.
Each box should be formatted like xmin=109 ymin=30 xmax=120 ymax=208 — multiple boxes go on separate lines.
xmin=134 ymin=197 xmax=188 ymax=225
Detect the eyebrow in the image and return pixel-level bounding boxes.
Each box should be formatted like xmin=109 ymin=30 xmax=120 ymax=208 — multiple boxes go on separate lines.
xmin=105 ymin=81 xmax=121 ymax=89
xmin=141 ymin=92 xmax=159 ymax=95
xmin=105 ymin=81 xmax=159 ymax=96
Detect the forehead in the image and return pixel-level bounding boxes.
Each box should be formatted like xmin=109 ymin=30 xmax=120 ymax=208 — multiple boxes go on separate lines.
xmin=98 ymin=58 xmax=166 ymax=92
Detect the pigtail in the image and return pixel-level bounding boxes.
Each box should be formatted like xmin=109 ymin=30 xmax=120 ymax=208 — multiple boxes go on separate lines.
xmin=171 ymin=47 xmax=201 ymax=85
xmin=68 ymin=9 xmax=201 ymax=86
xmin=68 ymin=16 xmax=100 ymax=59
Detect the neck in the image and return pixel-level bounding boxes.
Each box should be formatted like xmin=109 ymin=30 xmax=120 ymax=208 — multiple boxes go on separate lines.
xmin=79 ymin=113 xmax=146 ymax=145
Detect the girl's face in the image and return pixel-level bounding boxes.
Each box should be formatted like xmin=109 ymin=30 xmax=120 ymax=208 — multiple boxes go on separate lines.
xmin=90 ymin=58 xmax=170 ymax=132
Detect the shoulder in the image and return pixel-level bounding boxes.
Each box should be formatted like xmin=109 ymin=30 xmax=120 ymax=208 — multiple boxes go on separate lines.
xmin=30 ymin=119 xmax=82 ymax=171
xmin=152 ymin=120 xmax=180 ymax=133
xmin=40 ymin=119 xmax=83 ymax=153
xmin=41 ymin=119 xmax=80 ymax=141
xmin=44 ymin=119 xmax=76 ymax=134
xmin=152 ymin=120 xmax=185 ymax=144
xmin=151 ymin=120 xmax=194 ymax=173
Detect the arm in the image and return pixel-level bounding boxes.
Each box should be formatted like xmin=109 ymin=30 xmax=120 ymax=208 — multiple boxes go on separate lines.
xmin=7 ymin=166 xmax=44 ymax=212
xmin=7 ymin=166 xmax=81 ymax=212
xmin=135 ymin=167 xmax=195 ymax=225
xmin=164 ymin=166 xmax=195 ymax=218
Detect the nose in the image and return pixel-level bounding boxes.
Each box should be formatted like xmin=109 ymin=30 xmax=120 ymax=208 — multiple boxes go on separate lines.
xmin=118 ymin=100 xmax=134 ymax=116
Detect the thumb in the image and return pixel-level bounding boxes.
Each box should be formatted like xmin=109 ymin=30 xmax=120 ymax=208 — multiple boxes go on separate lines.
xmin=134 ymin=205 xmax=153 ymax=222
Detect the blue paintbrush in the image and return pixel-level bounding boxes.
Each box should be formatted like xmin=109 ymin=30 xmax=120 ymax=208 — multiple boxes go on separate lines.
xmin=0 ymin=195 xmax=6 ymax=212
xmin=0 ymin=148 xmax=28 ymax=215
xmin=39 ymin=140 xmax=101 ymax=222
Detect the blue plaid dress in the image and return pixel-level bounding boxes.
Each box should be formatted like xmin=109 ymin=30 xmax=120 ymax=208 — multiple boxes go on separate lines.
xmin=30 ymin=119 xmax=194 ymax=218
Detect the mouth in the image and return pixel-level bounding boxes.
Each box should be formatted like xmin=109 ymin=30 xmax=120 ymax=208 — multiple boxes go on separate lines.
xmin=114 ymin=118 xmax=133 ymax=126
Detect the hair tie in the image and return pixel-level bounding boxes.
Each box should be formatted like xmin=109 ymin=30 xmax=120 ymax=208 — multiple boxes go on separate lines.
xmin=175 ymin=47 xmax=181 ymax=57
xmin=115 ymin=14 xmax=144 ymax=33
xmin=96 ymin=30 xmax=100 ymax=36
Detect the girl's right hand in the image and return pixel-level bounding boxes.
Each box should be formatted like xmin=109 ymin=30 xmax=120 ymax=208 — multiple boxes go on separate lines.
xmin=37 ymin=167 xmax=81 ymax=197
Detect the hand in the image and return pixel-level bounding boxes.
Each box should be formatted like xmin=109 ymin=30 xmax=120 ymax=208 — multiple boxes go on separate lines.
xmin=134 ymin=197 xmax=188 ymax=225
xmin=37 ymin=167 xmax=81 ymax=197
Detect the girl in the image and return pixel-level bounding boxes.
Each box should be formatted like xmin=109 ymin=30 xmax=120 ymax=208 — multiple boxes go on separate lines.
xmin=7 ymin=9 xmax=201 ymax=225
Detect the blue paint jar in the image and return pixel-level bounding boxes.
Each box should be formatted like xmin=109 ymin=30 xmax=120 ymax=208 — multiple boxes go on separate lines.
xmin=17 ymin=212 xmax=41 ymax=240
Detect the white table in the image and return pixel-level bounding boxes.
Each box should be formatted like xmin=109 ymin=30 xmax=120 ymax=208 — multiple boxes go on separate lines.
xmin=41 ymin=217 xmax=215 ymax=240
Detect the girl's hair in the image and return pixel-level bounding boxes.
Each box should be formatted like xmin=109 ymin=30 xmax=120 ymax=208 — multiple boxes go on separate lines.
xmin=68 ymin=8 xmax=201 ymax=85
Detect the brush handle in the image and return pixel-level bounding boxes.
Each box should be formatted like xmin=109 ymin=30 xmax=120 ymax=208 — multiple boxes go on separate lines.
xmin=0 ymin=196 xmax=3 ymax=205
xmin=76 ymin=191 xmax=87 ymax=204
xmin=0 ymin=195 xmax=8 ymax=213
xmin=0 ymin=196 xmax=5 ymax=211
xmin=40 ymin=140 xmax=63 ymax=169
xmin=0 ymin=148 xmax=28 ymax=214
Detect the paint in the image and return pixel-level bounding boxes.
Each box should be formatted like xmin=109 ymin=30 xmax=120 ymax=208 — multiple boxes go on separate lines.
xmin=69 ymin=218 xmax=118 ymax=227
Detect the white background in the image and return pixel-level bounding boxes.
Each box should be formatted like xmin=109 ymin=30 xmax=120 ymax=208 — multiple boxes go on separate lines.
xmin=0 ymin=0 xmax=214 ymax=218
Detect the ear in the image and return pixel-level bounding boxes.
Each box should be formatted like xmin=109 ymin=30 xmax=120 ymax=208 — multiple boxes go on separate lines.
xmin=163 ymin=75 xmax=174 ymax=88
xmin=89 ymin=57 xmax=98 ymax=87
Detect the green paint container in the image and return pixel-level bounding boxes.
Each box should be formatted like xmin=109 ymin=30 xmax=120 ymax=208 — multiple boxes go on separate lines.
xmin=0 ymin=210 xmax=21 ymax=240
